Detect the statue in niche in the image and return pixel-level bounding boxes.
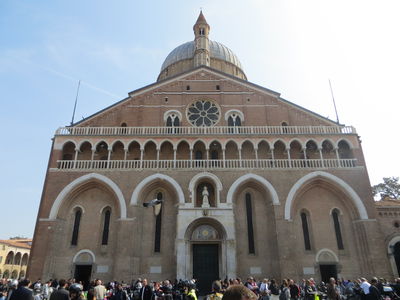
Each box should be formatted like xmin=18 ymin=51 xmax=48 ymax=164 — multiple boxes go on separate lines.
xmin=202 ymin=186 xmax=210 ymax=208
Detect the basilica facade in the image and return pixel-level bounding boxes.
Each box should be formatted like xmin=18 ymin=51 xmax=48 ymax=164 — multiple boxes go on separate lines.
xmin=28 ymin=12 xmax=395 ymax=291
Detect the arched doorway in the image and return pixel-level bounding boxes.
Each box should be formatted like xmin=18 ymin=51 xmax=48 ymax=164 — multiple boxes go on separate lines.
xmin=73 ymin=250 xmax=95 ymax=290
xmin=316 ymin=249 xmax=339 ymax=282
xmin=394 ymin=242 xmax=400 ymax=276
xmin=191 ymin=224 xmax=221 ymax=295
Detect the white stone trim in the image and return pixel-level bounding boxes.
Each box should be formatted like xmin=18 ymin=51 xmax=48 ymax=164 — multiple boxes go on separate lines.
xmin=73 ymin=249 xmax=96 ymax=264
xmin=188 ymin=172 xmax=223 ymax=206
xmin=163 ymin=110 xmax=182 ymax=122
xmin=226 ymin=173 xmax=280 ymax=205
xmin=224 ymin=109 xmax=244 ymax=121
xmin=315 ymin=248 xmax=339 ymax=263
xmin=130 ymin=173 xmax=185 ymax=205
xmin=284 ymin=171 xmax=369 ymax=220
xmin=48 ymin=173 xmax=127 ymax=220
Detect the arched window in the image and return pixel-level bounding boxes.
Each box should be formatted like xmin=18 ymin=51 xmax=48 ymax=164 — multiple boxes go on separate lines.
xmin=165 ymin=113 xmax=181 ymax=127
xmin=154 ymin=192 xmax=163 ymax=253
xmin=245 ymin=193 xmax=255 ymax=254
xmin=227 ymin=112 xmax=242 ymax=133
xmin=332 ymin=209 xmax=344 ymax=250
xmin=101 ymin=209 xmax=111 ymax=245
xmin=5 ymin=252 xmax=14 ymax=265
xmin=301 ymin=212 xmax=311 ymax=250
xmin=71 ymin=209 xmax=82 ymax=246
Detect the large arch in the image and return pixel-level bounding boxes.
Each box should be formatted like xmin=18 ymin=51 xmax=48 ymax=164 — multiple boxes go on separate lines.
xmin=284 ymin=171 xmax=368 ymax=220
xmin=48 ymin=173 xmax=127 ymax=220
xmin=387 ymin=235 xmax=400 ymax=277
xmin=72 ymin=249 xmax=96 ymax=264
xmin=130 ymin=173 xmax=185 ymax=205
xmin=226 ymin=173 xmax=280 ymax=205
xmin=188 ymin=172 xmax=223 ymax=206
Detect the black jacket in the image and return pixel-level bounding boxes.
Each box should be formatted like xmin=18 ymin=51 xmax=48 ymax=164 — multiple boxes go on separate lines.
xmin=49 ymin=288 xmax=70 ymax=300
xmin=140 ymin=285 xmax=153 ymax=300
xmin=9 ymin=286 xmax=33 ymax=300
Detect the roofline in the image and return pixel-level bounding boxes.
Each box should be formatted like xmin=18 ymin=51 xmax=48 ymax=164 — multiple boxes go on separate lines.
xmin=70 ymin=65 xmax=342 ymax=127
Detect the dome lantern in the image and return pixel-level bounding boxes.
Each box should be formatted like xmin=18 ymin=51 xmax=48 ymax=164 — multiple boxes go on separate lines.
xmin=157 ymin=13 xmax=247 ymax=81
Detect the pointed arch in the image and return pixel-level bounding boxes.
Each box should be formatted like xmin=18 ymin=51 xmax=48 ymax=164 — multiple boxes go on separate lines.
xmin=48 ymin=173 xmax=127 ymax=220
xmin=189 ymin=172 xmax=223 ymax=205
xmin=227 ymin=173 xmax=279 ymax=205
xmin=284 ymin=171 xmax=368 ymax=220
xmin=130 ymin=173 xmax=184 ymax=205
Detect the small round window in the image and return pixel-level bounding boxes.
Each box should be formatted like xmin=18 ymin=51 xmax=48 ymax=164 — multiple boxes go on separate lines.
xmin=187 ymin=100 xmax=220 ymax=127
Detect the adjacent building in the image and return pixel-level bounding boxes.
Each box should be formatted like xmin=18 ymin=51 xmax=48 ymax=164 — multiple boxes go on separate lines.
xmin=0 ymin=239 xmax=31 ymax=279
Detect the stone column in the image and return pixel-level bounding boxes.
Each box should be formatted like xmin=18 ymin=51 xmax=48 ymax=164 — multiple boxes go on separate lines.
xmin=319 ymin=148 xmax=324 ymax=168
xmin=73 ymin=148 xmax=79 ymax=169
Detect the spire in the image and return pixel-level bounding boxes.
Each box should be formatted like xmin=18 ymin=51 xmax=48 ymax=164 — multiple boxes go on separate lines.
xmin=194 ymin=10 xmax=208 ymax=26
xmin=193 ymin=11 xmax=210 ymax=67
xmin=193 ymin=11 xmax=210 ymax=36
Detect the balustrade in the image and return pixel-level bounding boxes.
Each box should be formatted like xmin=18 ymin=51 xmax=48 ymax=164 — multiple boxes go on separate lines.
xmin=56 ymin=125 xmax=356 ymax=136
xmin=56 ymin=158 xmax=357 ymax=170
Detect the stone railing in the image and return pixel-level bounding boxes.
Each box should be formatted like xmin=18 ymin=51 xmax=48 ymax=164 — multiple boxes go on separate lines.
xmin=55 ymin=125 xmax=356 ymax=136
xmin=56 ymin=158 xmax=357 ymax=170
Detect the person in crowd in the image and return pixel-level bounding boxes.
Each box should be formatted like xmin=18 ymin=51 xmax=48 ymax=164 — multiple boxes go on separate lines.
xmin=139 ymin=279 xmax=153 ymax=300
xmin=206 ymin=280 xmax=223 ymax=300
xmin=111 ymin=283 xmax=129 ymax=300
xmin=269 ymin=279 xmax=280 ymax=300
xmin=367 ymin=278 xmax=380 ymax=300
xmin=304 ymin=279 xmax=316 ymax=300
xmin=327 ymin=278 xmax=339 ymax=300
xmin=184 ymin=281 xmax=197 ymax=300
xmin=280 ymin=280 xmax=290 ymax=300
xmin=49 ymin=279 xmax=69 ymax=300
xmin=259 ymin=279 xmax=270 ymax=300
xmin=69 ymin=284 xmax=84 ymax=300
xmin=94 ymin=279 xmax=106 ymax=300
xmin=9 ymin=279 xmax=33 ymax=300
xmin=245 ymin=277 xmax=259 ymax=296
xmin=360 ymin=278 xmax=370 ymax=300
xmin=222 ymin=284 xmax=258 ymax=300
xmin=289 ymin=280 xmax=300 ymax=300
xmin=6 ymin=280 xmax=18 ymax=300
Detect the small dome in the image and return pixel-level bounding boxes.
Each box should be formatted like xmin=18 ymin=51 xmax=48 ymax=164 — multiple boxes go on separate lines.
xmin=159 ymin=40 xmax=245 ymax=80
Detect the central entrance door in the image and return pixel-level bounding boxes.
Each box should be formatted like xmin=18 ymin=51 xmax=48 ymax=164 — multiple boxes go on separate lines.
xmin=193 ymin=244 xmax=219 ymax=296
xmin=74 ymin=265 xmax=92 ymax=290
xmin=319 ymin=264 xmax=337 ymax=283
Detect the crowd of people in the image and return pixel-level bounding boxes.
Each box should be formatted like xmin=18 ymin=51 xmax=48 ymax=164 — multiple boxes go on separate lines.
xmin=1 ymin=276 xmax=400 ymax=300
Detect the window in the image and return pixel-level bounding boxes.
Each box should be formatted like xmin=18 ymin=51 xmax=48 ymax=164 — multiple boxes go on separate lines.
xmin=154 ymin=192 xmax=163 ymax=252
xmin=301 ymin=212 xmax=311 ymax=250
xmin=216 ymin=85 xmax=220 ymax=90
xmin=186 ymin=85 xmax=190 ymax=91
xmin=245 ymin=193 xmax=255 ymax=254
xmin=101 ymin=209 xmax=111 ymax=245
xmin=227 ymin=111 xmax=242 ymax=133
xmin=332 ymin=209 xmax=344 ymax=250
xmin=71 ymin=209 xmax=82 ymax=246
xmin=211 ymin=150 xmax=218 ymax=160
xmin=187 ymin=100 xmax=220 ymax=127
xmin=199 ymin=28 xmax=205 ymax=35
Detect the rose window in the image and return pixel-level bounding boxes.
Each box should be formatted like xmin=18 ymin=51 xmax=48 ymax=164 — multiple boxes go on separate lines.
xmin=187 ymin=100 xmax=220 ymax=127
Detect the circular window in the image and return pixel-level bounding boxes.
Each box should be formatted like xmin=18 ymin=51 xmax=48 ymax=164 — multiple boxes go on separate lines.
xmin=187 ymin=100 xmax=220 ymax=127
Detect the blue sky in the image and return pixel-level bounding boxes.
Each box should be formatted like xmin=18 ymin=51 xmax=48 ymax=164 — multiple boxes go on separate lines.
xmin=1 ymin=0 xmax=399 ymax=239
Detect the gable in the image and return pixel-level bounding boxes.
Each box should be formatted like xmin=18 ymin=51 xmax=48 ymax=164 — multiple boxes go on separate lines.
xmin=72 ymin=66 xmax=339 ymax=128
